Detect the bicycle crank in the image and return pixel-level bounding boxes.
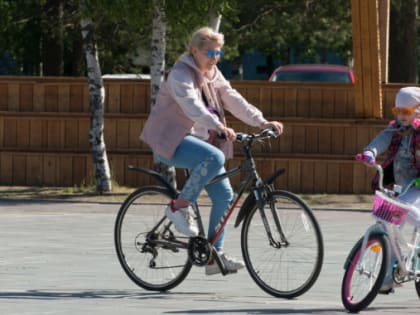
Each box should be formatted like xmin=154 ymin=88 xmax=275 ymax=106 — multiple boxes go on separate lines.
xmin=187 ymin=236 xmax=212 ymax=266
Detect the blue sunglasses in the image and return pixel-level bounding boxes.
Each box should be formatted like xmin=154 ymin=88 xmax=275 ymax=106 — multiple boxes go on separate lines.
xmin=207 ymin=50 xmax=223 ymax=58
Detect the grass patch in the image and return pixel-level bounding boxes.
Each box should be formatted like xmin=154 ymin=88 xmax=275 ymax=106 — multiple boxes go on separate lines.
xmin=0 ymin=185 xmax=373 ymax=209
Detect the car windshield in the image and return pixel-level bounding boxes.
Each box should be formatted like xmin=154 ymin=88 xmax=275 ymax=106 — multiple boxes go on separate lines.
xmin=272 ymin=70 xmax=351 ymax=83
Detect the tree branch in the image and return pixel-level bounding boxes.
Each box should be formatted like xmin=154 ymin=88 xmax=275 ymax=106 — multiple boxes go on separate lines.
xmin=236 ymin=4 xmax=283 ymax=32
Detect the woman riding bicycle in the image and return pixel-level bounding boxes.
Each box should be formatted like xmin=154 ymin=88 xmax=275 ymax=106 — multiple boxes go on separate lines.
xmin=140 ymin=26 xmax=283 ymax=276
xmin=356 ymin=86 xmax=420 ymax=291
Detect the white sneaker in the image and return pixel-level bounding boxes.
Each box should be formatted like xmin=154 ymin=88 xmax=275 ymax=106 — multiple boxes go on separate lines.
xmin=205 ymin=253 xmax=245 ymax=275
xmin=165 ymin=205 xmax=198 ymax=237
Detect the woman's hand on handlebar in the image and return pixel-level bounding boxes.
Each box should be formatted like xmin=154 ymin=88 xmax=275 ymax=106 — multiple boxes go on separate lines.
xmin=218 ymin=125 xmax=236 ymax=142
xmin=261 ymin=121 xmax=284 ymax=136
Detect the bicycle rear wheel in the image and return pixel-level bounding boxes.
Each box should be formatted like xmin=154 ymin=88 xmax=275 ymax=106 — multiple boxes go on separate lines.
xmin=241 ymin=190 xmax=323 ymax=298
xmin=341 ymin=233 xmax=389 ymax=313
xmin=114 ymin=186 xmax=192 ymax=291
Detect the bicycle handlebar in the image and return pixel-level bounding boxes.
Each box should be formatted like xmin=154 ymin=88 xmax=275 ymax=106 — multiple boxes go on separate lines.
xmin=235 ymin=128 xmax=278 ymax=143
xmin=373 ymin=164 xmax=385 ymax=192
xmin=372 ymin=163 xmax=416 ymax=196
xmin=216 ymin=128 xmax=278 ymax=144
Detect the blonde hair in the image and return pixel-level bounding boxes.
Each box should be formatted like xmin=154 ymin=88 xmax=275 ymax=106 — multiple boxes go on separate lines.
xmin=188 ymin=27 xmax=224 ymax=52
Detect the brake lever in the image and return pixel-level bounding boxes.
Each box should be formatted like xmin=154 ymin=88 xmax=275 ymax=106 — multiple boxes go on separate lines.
xmin=235 ymin=133 xmax=247 ymax=142
xmin=266 ymin=128 xmax=278 ymax=138
xmin=258 ymin=128 xmax=277 ymax=139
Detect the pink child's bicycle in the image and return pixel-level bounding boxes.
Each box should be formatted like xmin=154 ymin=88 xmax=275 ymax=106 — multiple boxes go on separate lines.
xmin=341 ymin=163 xmax=420 ymax=313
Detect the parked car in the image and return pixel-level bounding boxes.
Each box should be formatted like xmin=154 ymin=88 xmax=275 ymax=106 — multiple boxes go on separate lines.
xmin=102 ymin=73 xmax=151 ymax=80
xmin=268 ymin=64 xmax=355 ymax=83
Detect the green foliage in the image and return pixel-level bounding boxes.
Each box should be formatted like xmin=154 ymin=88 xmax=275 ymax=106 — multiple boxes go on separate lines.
xmin=92 ymin=3 xmax=152 ymax=74
xmin=0 ymin=0 xmax=43 ymax=74
xmin=164 ymin=1 xmax=205 ymax=65
xmin=0 ymin=0 xmax=353 ymax=77
xmin=221 ymin=0 xmax=352 ymax=65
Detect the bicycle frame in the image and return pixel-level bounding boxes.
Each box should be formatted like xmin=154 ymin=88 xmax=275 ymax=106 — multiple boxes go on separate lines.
xmin=190 ymin=135 xmax=281 ymax=247
xmin=358 ymin=219 xmax=420 ymax=283
xmin=130 ymin=129 xmax=288 ymax=262
xmin=191 ymin=164 xmax=251 ymax=244
xmin=354 ymin=163 xmax=420 ymax=284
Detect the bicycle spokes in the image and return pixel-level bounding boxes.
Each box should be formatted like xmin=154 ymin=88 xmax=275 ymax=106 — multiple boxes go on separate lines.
xmin=114 ymin=186 xmax=193 ymax=291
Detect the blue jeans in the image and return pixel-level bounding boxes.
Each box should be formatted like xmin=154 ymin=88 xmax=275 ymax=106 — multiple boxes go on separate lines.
xmin=156 ymin=135 xmax=233 ymax=251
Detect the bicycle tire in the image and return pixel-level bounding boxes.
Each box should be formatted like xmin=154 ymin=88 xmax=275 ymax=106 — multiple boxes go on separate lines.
xmin=415 ymin=277 xmax=420 ymax=298
xmin=114 ymin=186 xmax=192 ymax=291
xmin=241 ymin=190 xmax=324 ymax=298
xmin=341 ymin=233 xmax=389 ymax=313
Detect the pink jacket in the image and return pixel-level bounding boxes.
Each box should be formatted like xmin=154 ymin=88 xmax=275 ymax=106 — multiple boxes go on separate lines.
xmin=140 ymin=53 xmax=267 ymax=160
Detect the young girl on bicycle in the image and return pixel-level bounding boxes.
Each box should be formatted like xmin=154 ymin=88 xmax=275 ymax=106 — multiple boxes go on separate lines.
xmin=356 ymin=86 xmax=420 ymax=291
xmin=140 ymin=27 xmax=283 ymax=275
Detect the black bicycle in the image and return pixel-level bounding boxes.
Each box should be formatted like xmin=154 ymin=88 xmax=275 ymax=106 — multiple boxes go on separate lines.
xmin=114 ymin=128 xmax=324 ymax=298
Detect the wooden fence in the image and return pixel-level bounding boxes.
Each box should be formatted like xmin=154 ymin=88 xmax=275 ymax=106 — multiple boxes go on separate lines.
xmin=0 ymin=76 xmax=411 ymax=193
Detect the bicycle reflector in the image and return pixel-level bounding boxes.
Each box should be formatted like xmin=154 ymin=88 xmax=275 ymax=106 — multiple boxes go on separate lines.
xmin=370 ymin=245 xmax=382 ymax=252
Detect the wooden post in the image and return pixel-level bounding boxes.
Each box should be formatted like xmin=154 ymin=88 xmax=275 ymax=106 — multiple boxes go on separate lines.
xmin=351 ymin=0 xmax=382 ymax=118
xmin=378 ymin=0 xmax=390 ymax=83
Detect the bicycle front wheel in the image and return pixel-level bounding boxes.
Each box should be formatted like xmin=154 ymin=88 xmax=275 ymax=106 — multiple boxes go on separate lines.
xmin=241 ymin=190 xmax=323 ymax=298
xmin=341 ymin=233 xmax=389 ymax=313
xmin=114 ymin=186 xmax=192 ymax=291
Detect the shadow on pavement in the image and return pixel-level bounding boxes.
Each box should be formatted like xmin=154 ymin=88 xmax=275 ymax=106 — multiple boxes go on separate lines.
xmin=165 ymin=305 xmax=415 ymax=314
xmin=0 ymin=289 xmax=169 ymax=300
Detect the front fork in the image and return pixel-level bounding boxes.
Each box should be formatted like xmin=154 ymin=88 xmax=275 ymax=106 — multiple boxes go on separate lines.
xmin=355 ymin=223 xmax=388 ymax=274
xmin=253 ymin=185 xmax=289 ymax=248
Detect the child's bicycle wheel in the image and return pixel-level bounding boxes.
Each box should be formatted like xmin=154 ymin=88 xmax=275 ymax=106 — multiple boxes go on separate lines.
xmin=415 ymin=277 xmax=420 ymax=298
xmin=341 ymin=232 xmax=390 ymax=313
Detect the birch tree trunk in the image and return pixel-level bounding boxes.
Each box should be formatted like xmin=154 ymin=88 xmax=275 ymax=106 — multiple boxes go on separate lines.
xmin=151 ymin=0 xmax=177 ymax=189
xmin=150 ymin=0 xmax=166 ymax=107
xmin=80 ymin=16 xmax=112 ymax=192
xmin=208 ymin=1 xmax=222 ymax=31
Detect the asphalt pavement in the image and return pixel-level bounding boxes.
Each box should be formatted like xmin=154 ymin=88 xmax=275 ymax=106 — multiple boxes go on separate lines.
xmin=0 ymin=198 xmax=419 ymax=315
